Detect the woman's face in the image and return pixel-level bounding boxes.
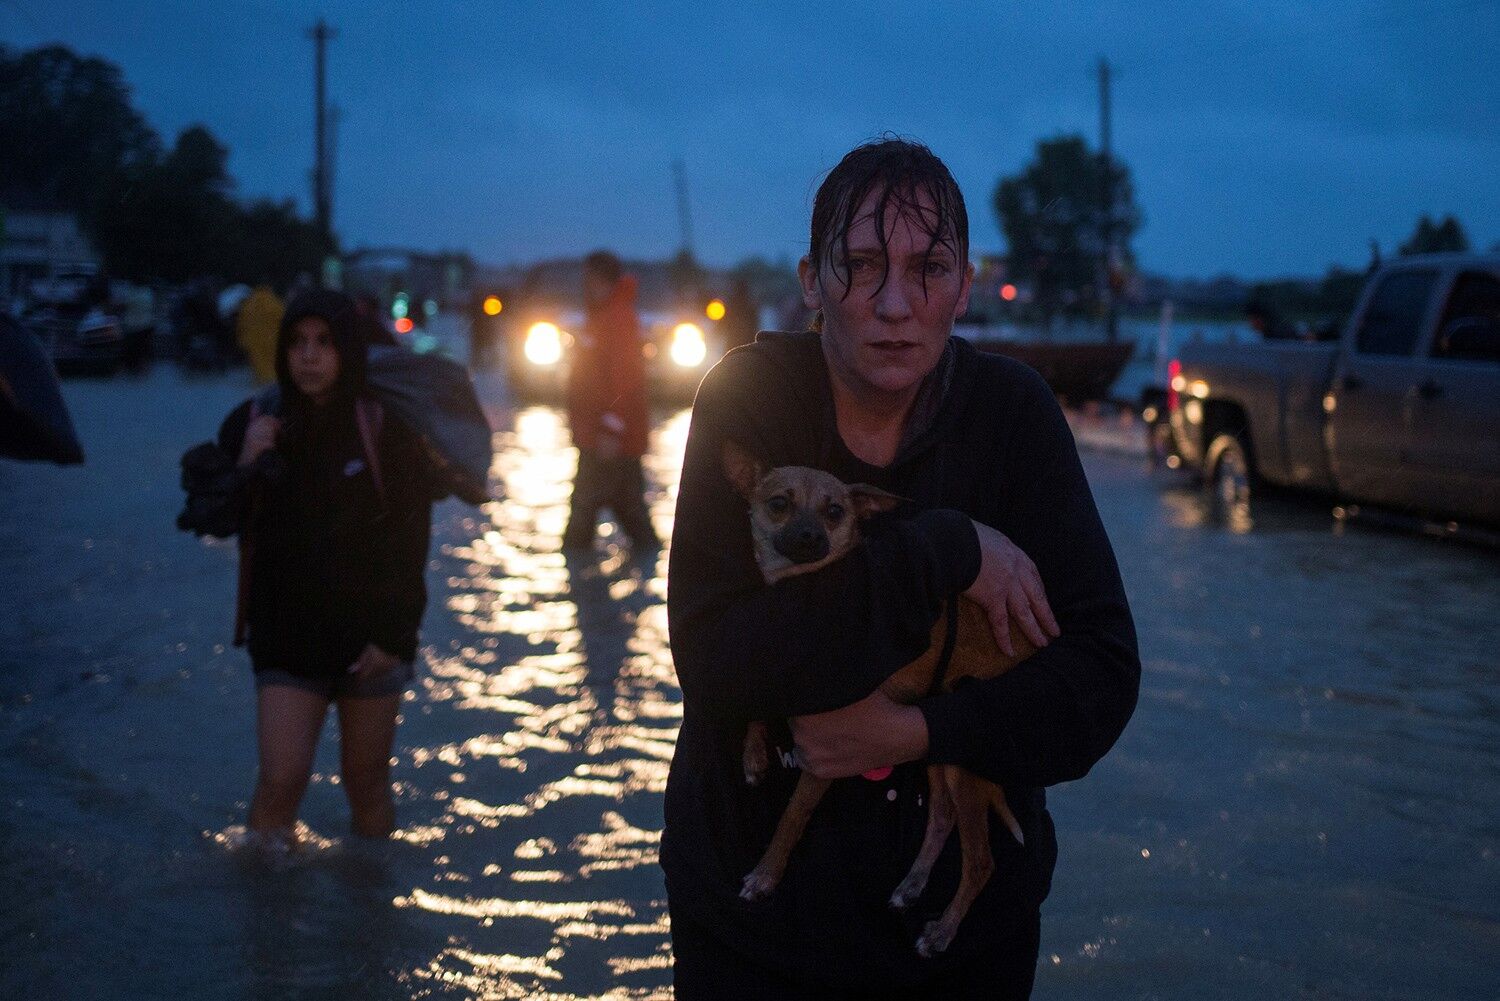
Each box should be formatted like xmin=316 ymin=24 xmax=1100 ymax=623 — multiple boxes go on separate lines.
xmin=288 ymin=316 xmax=341 ymax=402
xmin=800 ymin=185 xmax=973 ymax=408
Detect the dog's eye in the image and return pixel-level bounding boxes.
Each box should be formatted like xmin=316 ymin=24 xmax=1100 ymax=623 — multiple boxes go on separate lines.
xmin=766 ymin=496 xmax=790 ymax=516
xmin=825 ymin=503 xmax=845 ymax=523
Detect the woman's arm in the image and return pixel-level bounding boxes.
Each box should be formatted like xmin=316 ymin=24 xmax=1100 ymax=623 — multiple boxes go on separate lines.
xmin=667 ymin=354 xmax=981 ymax=724
xmin=918 ymin=370 xmax=1141 ymax=788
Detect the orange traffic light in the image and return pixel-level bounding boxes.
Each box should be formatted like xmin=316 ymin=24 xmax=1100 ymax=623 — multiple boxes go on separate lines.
xmin=705 ymin=299 xmax=726 ymax=321
xmin=483 ymin=295 xmax=502 ymax=316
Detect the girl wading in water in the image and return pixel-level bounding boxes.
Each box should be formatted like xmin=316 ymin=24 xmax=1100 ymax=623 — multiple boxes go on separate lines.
xmin=190 ymin=290 xmax=437 ymax=844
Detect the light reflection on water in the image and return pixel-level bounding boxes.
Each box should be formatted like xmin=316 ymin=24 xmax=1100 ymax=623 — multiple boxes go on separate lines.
xmin=4 ymin=366 xmax=1498 ymax=999
xmin=386 ymin=404 xmax=689 ymax=999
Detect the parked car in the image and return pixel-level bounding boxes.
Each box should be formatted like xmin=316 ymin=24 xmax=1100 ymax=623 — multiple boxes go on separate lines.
xmin=1168 ymin=253 xmax=1500 ymax=526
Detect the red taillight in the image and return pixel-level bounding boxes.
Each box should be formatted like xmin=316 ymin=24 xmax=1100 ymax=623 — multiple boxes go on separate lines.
xmin=1166 ymin=358 xmax=1181 ymax=413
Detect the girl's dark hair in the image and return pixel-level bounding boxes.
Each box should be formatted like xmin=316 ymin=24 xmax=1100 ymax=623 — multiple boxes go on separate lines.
xmin=807 ymin=136 xmax=969 ymax=326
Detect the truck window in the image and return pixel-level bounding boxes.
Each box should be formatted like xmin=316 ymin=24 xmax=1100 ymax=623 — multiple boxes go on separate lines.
xmin=1354 ymin=269 xmax=1438 ymax=357
xmin=1432 ymin=271 xmax=1500 ymax=362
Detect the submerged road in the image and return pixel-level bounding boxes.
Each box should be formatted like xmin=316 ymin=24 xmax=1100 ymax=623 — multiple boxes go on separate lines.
xmin=1 ymin=363 xmax=1496 ymax=1000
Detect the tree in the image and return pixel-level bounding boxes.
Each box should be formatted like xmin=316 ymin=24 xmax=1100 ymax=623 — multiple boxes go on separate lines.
xmin=992 ymin=134 xmax=1141 ymax=329
xmin=226 ymin=199 xmax=335 ymax=288
xmin=2 ymin=44 xmax=334 ymax=286
xmin=1399 ymin=214 xmax=1470 ymax=256
xmin=98 ymin=125 xmax=238 ymax=282
xmin=0 ymin=44 xmax=160 ymax=220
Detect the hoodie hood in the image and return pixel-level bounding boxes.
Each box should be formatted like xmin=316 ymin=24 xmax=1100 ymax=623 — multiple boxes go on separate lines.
xmin=275 ymin=289 xmax=366 ymax=404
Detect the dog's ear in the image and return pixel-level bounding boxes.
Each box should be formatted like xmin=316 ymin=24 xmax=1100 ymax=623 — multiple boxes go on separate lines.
xmin=721 ymin=439 xmax=766 ymax=499
xmin=848 ymin=484 xmax=907 ymax=519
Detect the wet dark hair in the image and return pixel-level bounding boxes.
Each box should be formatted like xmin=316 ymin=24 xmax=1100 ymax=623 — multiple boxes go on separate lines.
xmin=583 ymin=250 xmax=623 ymax=285
xmin=808 ymin=136 xmax=969 ymax=322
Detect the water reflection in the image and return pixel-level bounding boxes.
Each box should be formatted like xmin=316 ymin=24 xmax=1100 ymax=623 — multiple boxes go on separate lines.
xmin=395 ymin=404 xmax=688 ymax=998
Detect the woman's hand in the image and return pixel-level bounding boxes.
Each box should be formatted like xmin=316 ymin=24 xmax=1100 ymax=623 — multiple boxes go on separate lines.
xmin=349 ymin=643 xmax=400 ymax=679
xmin=789 ymin=689 xmax=928 ymax=779
xmin=965 ymin=521 xmax=1060 ymax=656
xmin=238 ymin=414 xmax=282 ymax=468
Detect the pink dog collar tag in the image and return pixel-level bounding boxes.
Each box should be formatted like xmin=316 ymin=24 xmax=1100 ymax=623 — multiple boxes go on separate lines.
xmin=861 ymin=766 xmax=893 ymax=781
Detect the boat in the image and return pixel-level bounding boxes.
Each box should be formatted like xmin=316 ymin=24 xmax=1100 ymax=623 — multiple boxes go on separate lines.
xmin=955 ymin=324 xmax=1134 ymax=405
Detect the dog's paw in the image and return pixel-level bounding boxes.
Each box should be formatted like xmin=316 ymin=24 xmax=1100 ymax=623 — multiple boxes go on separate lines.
xmin=889 ymin=874 xmax=927 ymax=910
xmin=740 ymin=867 xmax=778 ymax=901
xmin=742 ymin=746 xmax=768 ymax=786
xmin=915 ymin=919 xmax=956 ymax=958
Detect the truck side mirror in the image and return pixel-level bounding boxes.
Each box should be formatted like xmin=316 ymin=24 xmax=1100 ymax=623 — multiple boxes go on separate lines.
xmin=1438 ymin=317 xmax=1500 ymax=362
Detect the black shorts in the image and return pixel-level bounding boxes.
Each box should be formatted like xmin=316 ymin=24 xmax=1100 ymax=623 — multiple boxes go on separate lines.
xmin=253 ymin=661 xmax=415 ymax=701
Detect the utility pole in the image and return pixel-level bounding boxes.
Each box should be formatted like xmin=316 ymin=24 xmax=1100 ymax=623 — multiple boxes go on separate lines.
xmin=309 ymin=19 xmax=338 ymax=244
xmin=673 ymin=159 xmax=695 ymax=257
xmin=1098 ymin=57 xmax=1118 ymax=343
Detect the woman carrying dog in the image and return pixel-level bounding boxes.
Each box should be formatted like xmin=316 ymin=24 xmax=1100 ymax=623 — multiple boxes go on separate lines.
xmin=665 ymin=139 xmax=1140 ymax=999
xmin=189 ymin=290 xmax=436 ymax=845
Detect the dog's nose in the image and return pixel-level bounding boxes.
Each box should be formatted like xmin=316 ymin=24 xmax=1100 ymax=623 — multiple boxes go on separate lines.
xmin=773 ymin=521 xmax=830 ymax=565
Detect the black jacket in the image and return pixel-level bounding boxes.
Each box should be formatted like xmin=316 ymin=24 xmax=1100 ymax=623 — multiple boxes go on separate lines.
xmin=664 ymin=331 xmax=1140 ymax=989
xmin=211 ymin=396 xmax=434 ymax=675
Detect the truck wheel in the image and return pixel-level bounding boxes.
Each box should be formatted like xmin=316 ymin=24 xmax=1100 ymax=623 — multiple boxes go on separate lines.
xmin=1148 ymin=418 xmax=1175 ymax=471
xmin=1206 ymin=431 xmax=1253 ymax=525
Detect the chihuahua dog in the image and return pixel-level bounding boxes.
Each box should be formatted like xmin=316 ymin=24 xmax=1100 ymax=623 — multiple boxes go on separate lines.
xmin=722 ymin=439 xmax=1037 ymax=957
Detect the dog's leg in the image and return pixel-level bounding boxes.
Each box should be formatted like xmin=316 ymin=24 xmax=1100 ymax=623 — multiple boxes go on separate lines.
xmin=991 ymin=783 xmax=1024 ymax=845
xmin=741 ymin=773 xmax=831 ymax=900
xmin=916 ymin=767 xmax=995 ymax=958
xmin=890 ymin=763 xmax=956 ymax=910
xmin=742 ymin=721 xmax=771 ymax=786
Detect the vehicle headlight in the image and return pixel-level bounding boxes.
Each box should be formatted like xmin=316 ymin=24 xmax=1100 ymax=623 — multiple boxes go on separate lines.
xmin=670 ymin=322 xmax=707 ymax=368
xmin=525 ymin=322 xmax=564 ymax=366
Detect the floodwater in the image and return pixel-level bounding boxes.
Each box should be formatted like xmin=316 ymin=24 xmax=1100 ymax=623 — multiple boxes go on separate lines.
xmin=2 ymin=362 xmax=1497 ymax=1000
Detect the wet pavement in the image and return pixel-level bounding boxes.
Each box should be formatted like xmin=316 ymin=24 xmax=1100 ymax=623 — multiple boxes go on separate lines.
xmin=1 ymin=362 xmax=1497 ymax=1000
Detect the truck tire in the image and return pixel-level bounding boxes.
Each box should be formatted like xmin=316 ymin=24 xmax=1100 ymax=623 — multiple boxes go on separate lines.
xmin=1206 ymin=430 xmax=1253 ymax=523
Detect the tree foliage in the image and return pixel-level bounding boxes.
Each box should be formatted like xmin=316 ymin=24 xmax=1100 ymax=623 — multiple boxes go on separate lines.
xmin=1398 ymin=214 xmax=1469 ymax=256
xmin=1 ymin=44 xmax=332 ymax=286
xmin=0 ymin=44 xmax=159 ymax=217
xmin=992 ymin=134 xmax=1141 ymax=324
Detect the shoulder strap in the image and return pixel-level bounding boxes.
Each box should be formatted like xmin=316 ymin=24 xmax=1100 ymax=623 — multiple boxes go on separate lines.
xmin=234 ymin=397 xmax=261 ymax=647
xmin=354 ymin=397 xmax=386 ymax=502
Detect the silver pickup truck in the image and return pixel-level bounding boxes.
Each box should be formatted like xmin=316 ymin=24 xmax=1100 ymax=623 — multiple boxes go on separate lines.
xmin=1168 ymin=253 xmax=1500 ymax=526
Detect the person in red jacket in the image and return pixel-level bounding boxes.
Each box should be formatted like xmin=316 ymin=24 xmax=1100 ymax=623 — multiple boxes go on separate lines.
xmin=563 ymin=250 xmax=660 ymax=551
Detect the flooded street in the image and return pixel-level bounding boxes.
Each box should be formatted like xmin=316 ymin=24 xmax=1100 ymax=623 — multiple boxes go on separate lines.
xmin=2 ymin=363 xmax=1497 ymax=1000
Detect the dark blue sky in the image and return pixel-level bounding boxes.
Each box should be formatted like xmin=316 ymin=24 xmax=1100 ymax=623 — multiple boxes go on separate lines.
xmin=7 ymin=1 xmax=1498 ymax=277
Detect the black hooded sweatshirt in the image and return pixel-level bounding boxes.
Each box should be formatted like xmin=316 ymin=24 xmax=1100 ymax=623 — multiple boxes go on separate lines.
xmin=214 ymin=291 xmax=434 ymax=675
xmin=664 ymin=331 xmax=1140 ymax=991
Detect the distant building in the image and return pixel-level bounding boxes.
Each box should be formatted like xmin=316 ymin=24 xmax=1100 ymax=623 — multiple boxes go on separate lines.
xmin=342 ymin=247 xmax=475 ymax=312
xmin=1 ymin=189 xmax=101 ymax=300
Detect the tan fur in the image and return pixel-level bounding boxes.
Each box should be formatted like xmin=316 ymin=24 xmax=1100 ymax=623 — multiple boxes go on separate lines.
xmin=723 ymin=440 xmax=1036 ymax=955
